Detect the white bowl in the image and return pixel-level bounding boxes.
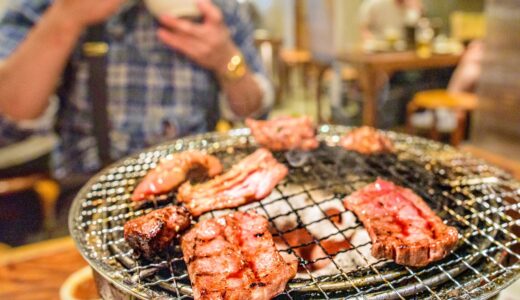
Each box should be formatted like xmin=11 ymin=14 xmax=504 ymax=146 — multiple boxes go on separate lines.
xmin=144 ymin=0 xmax=201 ymax=18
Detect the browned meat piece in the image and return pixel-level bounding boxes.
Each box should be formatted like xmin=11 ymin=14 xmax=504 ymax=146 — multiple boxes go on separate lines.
xmin=246 ymin=116 xmax=319 ymax=151
xmin=343 ymin=179 xmax=458 ymax=267
xmin=181 ymin=212 xmax=297 ymax=300
xmin=339 ymin=126 xmax=394 ymax=154
xmin=124 ymin=206 xmax=191 ymax=259
xmin=178 ymin=149 xmax=288 ymax=217
xmin=132 ymin=151 xmax=223 ymax=202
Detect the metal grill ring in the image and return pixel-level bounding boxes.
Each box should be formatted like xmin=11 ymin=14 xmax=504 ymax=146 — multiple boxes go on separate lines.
xmin=70 ymin=125 xmax=520 ymax=299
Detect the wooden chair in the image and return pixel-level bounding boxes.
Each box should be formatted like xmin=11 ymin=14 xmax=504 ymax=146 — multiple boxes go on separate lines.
xmin=0 ymin=175 xmax=60 ymax=235
xmin=0 ymin=136 xmax=60 ymax=241
xmin=406 ymin=90 xmax=478 ymax=146
xmin=0 ymin=243 xmax=10 ymax=254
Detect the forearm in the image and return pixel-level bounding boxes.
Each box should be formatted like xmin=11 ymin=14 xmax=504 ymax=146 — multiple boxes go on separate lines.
xmin=219 ymin=70 xmax=263 ymax=118
xmin=361 ymin=26 xmax=374 ymax=41
xmin=0 ymin=3 xmax=83 ymax=121
xmin=155 ymin=1 xmax=266 ymax=118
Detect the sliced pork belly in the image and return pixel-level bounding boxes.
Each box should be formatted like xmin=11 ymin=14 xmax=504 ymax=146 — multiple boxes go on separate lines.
xmin=132 ymin=151 xmax=222 ymax=202
xmin=178 ymin=149 xmax=288 ymax=217
xmin=339 ymin=126 xmax=394 ymax=154
xmin=246 ymin=116 xmax=319 ymax=151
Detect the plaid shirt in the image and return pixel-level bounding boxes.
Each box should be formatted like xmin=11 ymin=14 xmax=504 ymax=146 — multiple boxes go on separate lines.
xmin=0 ymin=0 xmax=270 ymax=177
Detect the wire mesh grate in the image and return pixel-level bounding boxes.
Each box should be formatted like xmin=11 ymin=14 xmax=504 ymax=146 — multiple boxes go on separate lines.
xmin=69 ymin=125 xmax=520 ymax=299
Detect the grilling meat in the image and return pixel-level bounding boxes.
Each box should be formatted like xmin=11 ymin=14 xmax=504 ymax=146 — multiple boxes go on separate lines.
xmin=181 ymin=212 xmax=297 ymax=300
xmin=343 ymin=179 xmax=458 ymax=267
xmin=132 ymin=151 xmax=223 ymax=202
xmin=178 ymin=149 xmax=288 ymax=217
xmin=124 ymin=206 xmax=191 ymax=259
xmin=246 ymin=116 xmax=319 ymax=151
xmin=339 ymin=126 xmax=394 ymax=154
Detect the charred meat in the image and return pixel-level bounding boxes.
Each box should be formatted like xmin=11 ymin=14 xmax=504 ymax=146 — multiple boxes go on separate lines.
xmin=178 ymin=149 xmax=288 ymax=217
xmin=181 ymin=212 xmax=297 ymax=300
xmin=343 ymin=179 xmax=458 ymax=267
xmin=132 ymin=151 xmax=223 ymax=202
xmin=124 ymin=206 xmax=191 ymax=259
xmin=340 ymin=126 xmax=394 ymax=154
xmin=246 ymin=116 xmax=319 ymax=151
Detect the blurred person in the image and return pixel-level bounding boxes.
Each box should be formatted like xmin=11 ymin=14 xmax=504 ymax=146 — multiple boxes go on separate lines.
xmin=0 ymin=0 xmax=272 ymax=179
xmin=360 ymin=0 xmax=422 ymax=41
xmin=448 ymin=40 xmax=484 ymax=93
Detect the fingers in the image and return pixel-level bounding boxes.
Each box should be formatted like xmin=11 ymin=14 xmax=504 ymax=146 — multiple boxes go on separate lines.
xmin=196 ymin=0 xmax=223 ymax=25
xmin=157 ymin=28 xmax=206 ymax=59
xmin=159 ymin=16 xmax=203 ymax=37
xmin=157 ymin=28 xmax=191 ymax=53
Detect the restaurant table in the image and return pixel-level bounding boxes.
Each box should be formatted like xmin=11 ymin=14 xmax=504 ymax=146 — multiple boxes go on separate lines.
xmin=336 ymin=51 xmax=462 ymax=126
xmin=0 ymin=237 xmax=88 ymax=300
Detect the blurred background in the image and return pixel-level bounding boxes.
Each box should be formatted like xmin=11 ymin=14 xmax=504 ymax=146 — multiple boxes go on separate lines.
xmin=0 ymin=0 xmax=519 ymax=299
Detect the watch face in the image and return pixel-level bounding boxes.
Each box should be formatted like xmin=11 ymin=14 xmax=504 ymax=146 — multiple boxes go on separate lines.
xmin=225 ymin=54 xmax=247 ymax=80
xmin=234 ymin=63 xmax=247 ymax=78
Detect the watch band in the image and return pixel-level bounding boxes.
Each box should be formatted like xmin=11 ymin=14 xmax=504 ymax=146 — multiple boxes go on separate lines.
xmin=222 ymin=53 xmax=247 ymax=81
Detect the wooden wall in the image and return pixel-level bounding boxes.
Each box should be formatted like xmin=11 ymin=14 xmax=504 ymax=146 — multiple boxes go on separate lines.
xmin=472 ymin=0 xmax=520 ymax=160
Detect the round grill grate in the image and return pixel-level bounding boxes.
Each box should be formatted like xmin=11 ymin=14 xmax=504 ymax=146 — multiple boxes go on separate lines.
xmin=69 ymin=126 xmax=520 ymax=299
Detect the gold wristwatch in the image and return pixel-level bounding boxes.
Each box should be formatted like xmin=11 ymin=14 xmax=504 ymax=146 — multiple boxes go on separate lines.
xmin=222 ymin=53 xmax=247 ymax=81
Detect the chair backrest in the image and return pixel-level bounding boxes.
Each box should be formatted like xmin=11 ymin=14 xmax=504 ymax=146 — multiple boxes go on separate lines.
xmin=412 ymin=90 xmax=478 ymax=111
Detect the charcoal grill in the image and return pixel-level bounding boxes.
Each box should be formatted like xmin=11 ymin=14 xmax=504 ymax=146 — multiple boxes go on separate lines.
xmin=69 ymin=125 xmax=520 ymax=299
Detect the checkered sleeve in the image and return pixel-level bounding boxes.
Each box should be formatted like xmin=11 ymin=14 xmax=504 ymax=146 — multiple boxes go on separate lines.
xmin=218 ymin=0 xmax=274 ymax=119
xmin=0 ymin=0 xmax=48 ymax=59
xmin=0 ymin=0 xmax=54 ymax=146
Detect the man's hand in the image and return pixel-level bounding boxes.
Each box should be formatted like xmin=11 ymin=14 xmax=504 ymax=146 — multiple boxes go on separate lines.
xmin=53 ymin=0 xmax=125 ymax=29
xmin=157 ymin=0 xmax=265 ymax=118
xmin=157 ymin=0 xmax=238 ymax=75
